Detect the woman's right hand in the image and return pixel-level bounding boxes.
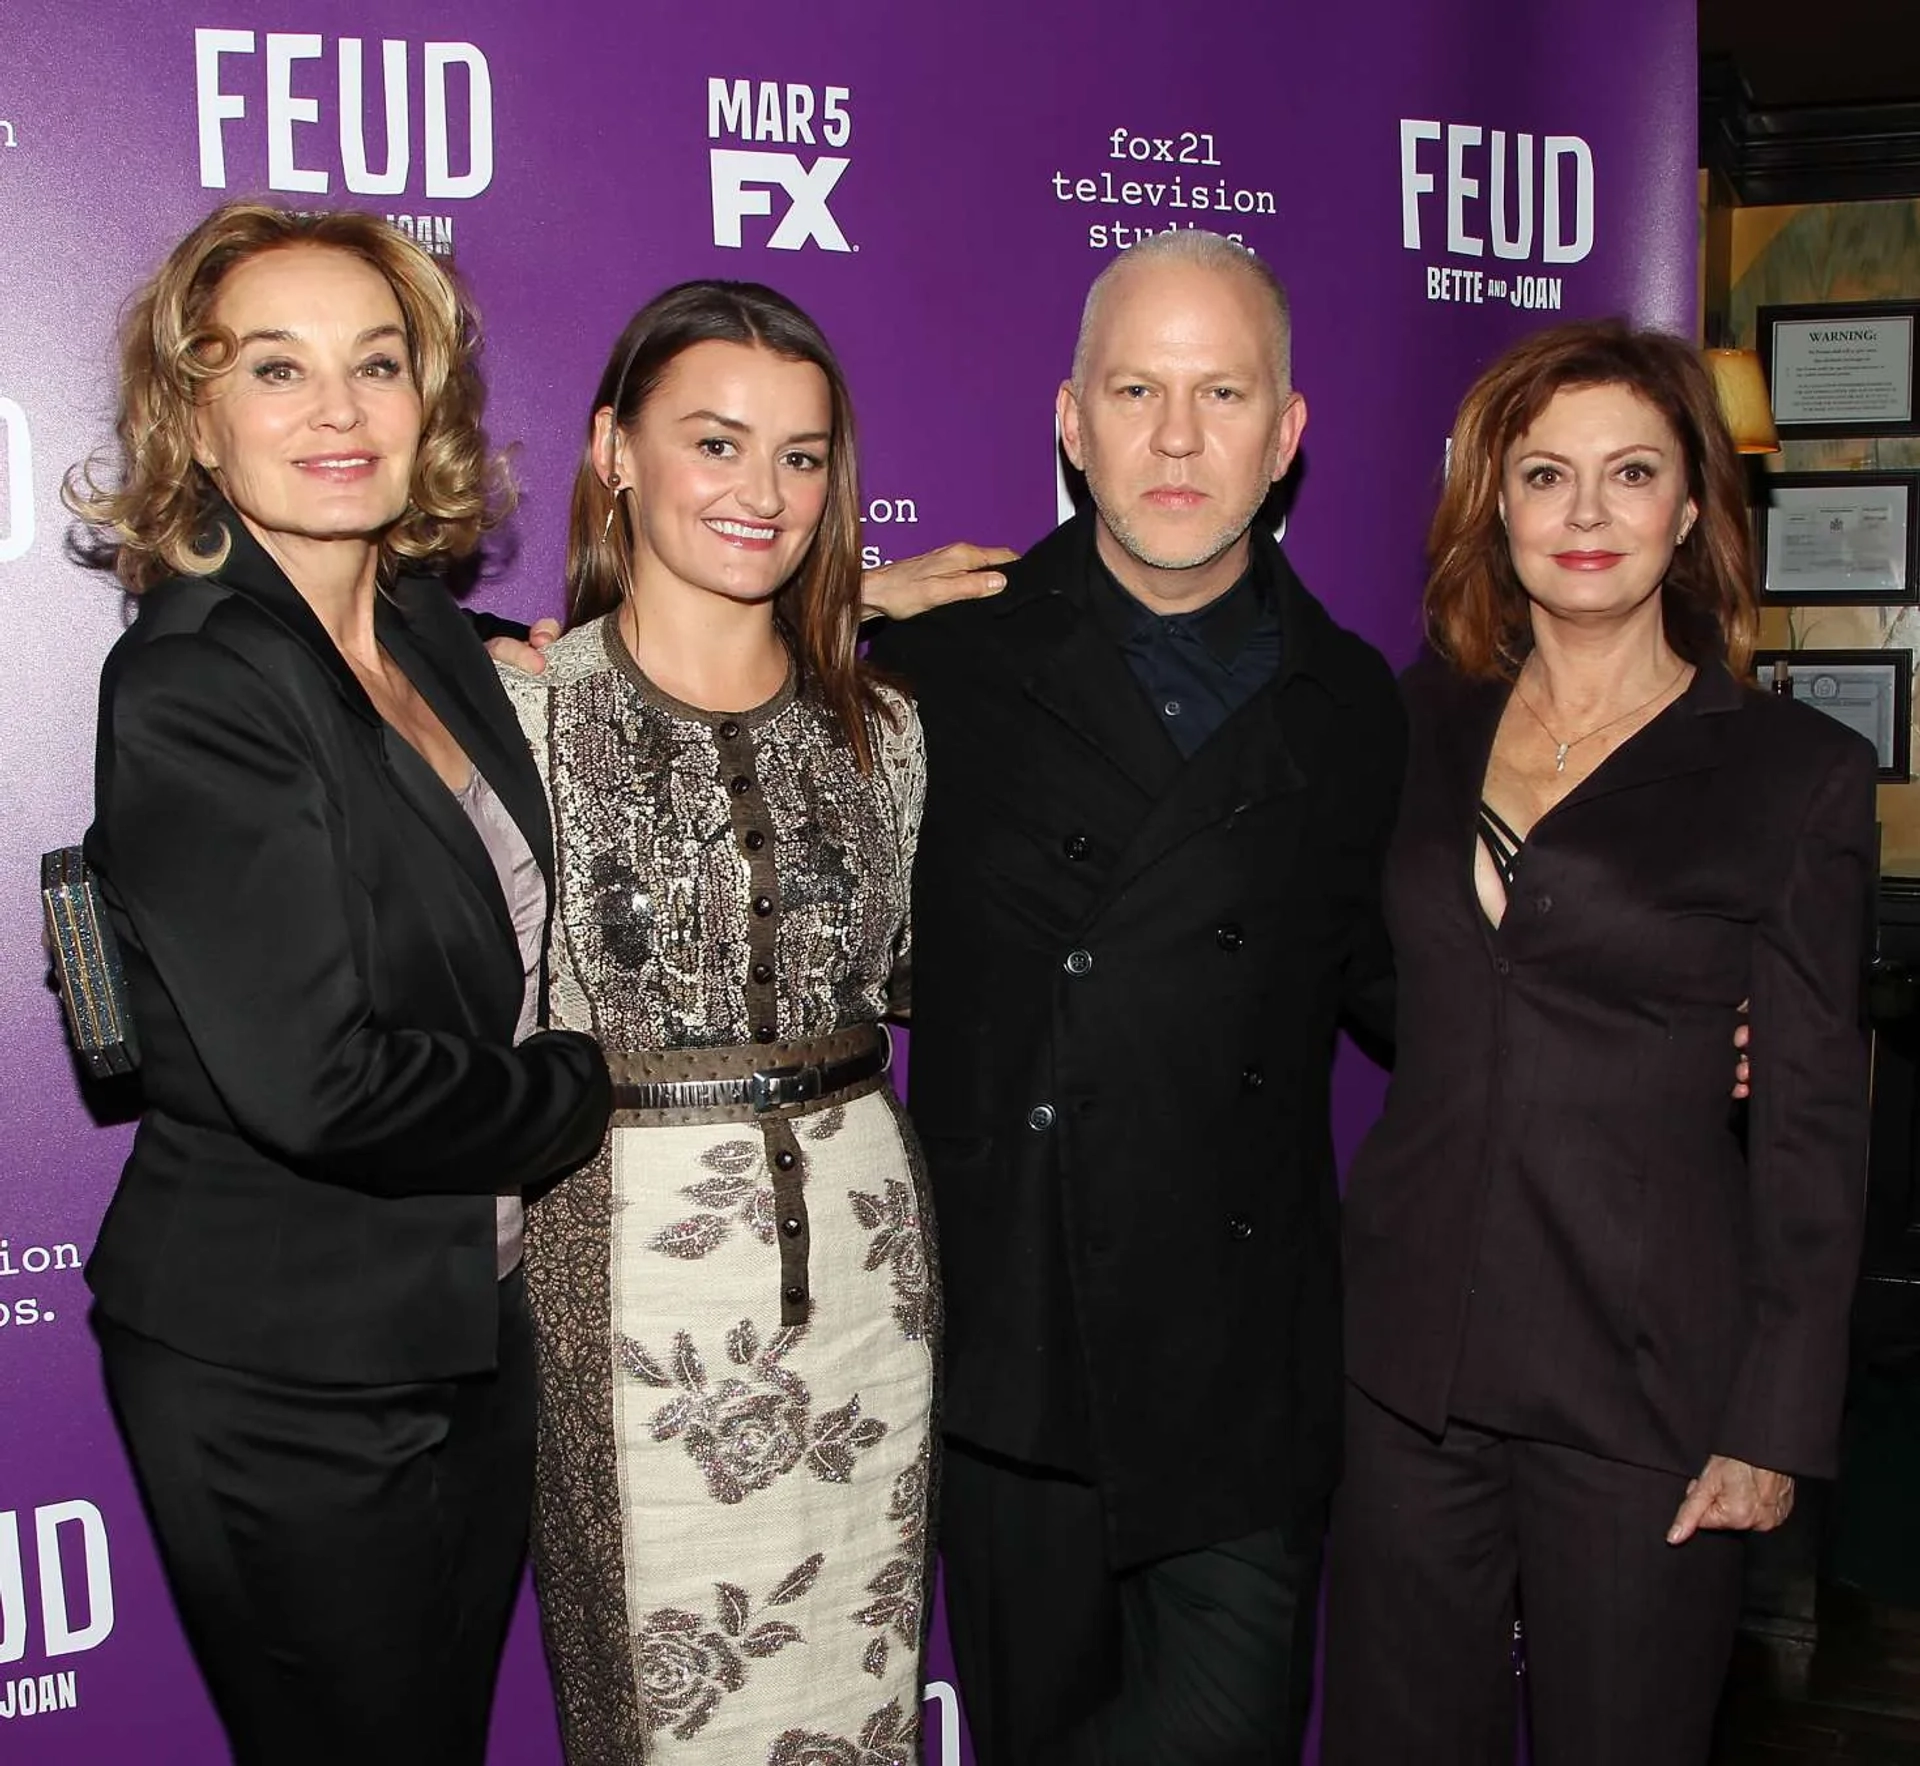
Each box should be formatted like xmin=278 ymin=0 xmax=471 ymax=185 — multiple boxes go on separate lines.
xmin=486 ymin=617 xmax=562 ymax=676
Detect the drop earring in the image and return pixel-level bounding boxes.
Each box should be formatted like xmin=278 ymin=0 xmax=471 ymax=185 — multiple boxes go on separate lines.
xmin=603 ymin=471 xmax=621 ymax=541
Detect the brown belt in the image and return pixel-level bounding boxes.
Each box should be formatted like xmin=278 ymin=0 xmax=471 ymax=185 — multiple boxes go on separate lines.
xmin=606 ymin=1023 xmax=891 ymax=1116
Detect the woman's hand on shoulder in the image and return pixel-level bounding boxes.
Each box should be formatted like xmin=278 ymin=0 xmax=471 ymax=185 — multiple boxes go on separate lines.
xmin=862 ymin=544 xmax=1016 ymax=623
xmin=487 ymin=617 xmax=561 ymax=677
xmin=1666 ymin=1454 xmax=1794 ymax=1544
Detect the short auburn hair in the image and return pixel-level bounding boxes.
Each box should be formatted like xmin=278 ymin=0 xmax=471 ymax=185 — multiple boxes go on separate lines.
xmin=65 ymin=201 xmax=509 ymax=592
xmin=1426 ymin=320 xmax=1755 ymax=680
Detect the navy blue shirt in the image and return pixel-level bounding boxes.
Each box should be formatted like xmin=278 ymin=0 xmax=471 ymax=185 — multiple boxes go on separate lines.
xmin=1086 ymin=543 xmax=1283 ymax=757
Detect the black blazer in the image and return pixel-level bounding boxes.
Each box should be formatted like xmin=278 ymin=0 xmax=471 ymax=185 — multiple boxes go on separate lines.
xmin=870 ymin=515 xmax=1404 ymax=1565
xmin=84 ymin=511 xmax=610 ymax=1384
xmin=1344 ymin=658 xmax=1874 ymax=1481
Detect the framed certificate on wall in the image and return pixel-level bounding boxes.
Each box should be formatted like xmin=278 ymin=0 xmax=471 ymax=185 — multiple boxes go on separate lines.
xmin=1757 ymin=472 xmax=1919 ymax=605
xmin=1753 ymin=648 xmax=1913 ymax=781
xmin=1758 ymin=301 xmax=1920 ymax=439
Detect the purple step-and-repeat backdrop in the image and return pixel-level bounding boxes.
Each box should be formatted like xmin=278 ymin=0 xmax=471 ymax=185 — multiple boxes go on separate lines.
xmin=0 ymin=2 xmax=1695 ymax=1758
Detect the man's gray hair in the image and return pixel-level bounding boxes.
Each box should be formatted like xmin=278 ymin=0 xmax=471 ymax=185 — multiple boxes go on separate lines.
xmin=1070 ymin=230 xmax=1292 ymax=393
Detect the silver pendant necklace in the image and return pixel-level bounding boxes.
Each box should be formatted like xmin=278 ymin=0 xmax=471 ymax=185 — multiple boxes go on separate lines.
xmin=1513 ymin=663 xmax=1692 ymax=774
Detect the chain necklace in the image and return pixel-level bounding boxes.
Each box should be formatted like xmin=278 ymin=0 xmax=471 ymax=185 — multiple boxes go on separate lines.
xmin=1512 ymin=662 xmax=1692 ymax=773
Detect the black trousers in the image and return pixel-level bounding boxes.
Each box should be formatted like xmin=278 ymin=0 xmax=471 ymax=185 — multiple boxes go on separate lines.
xmin=96 ymin=1270 xmax=536 ymax=1766
xmin=1322 ymin=1382 xmax=1747 ymax=1766
xmin=941 ymin=1439 xmax=1323 ymax=1765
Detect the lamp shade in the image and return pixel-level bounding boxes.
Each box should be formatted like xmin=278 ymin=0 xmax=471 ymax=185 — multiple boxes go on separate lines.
xmin=1704 ymin=348 xmax=1781 ymax=455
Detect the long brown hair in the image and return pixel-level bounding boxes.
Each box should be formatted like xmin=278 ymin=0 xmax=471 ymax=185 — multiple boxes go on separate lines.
xmin=64 ymin=201 xmax=507 ymax=592
xmin=566 ymin=280 xmax=887 ymax=770
xmin=1426 ymin=320 xmax=1756 ymax=680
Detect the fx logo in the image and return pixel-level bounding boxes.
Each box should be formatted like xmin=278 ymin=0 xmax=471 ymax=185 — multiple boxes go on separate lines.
xmin=710 ymin=151 xmax=850 ymax=252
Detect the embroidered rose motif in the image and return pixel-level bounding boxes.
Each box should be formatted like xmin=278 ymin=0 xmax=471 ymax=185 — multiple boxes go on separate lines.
xmin=851 ymin=1448 xmax=930 ymax=1678
xmin=769 ymin=1698 xmax=917 ymax=1766
xmin=633 ymin=1562 xmax=817 ymax=1740
xmin=849 ymin=1178 xmax=931 ymax=1339
xmin=635 ymin=1607 xmax=743 ymax=1741
xmin=620 ymin=1323 xmax=887 ymax=1504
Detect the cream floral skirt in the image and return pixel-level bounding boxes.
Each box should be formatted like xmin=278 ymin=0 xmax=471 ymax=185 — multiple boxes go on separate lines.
xmin=526 ymin=1084 xmax=936 ymax=1765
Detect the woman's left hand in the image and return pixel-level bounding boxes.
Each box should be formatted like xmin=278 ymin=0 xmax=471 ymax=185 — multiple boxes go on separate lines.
xmin=1666 ymin=1454 xmax=1795 ymax=1544
xmin=861 ymin=544 xmax=1017 ymax=622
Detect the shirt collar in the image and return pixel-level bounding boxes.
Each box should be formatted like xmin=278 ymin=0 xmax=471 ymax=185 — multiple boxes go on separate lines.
xmin=1086 ymin=540 xmax=1275 ymax=666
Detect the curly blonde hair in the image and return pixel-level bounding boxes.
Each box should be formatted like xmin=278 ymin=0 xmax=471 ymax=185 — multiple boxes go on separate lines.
xmin=65 ymin=201 xmax=510 ymax=591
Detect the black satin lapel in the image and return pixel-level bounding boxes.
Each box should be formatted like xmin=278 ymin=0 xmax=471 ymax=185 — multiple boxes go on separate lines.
xmin=379 ymin=605 xmax=553 ymax=880
xmin=1017 ymin=613 xmax=1184 ymax=799
xmin=377 ymin=723 xmax=521 ymax=963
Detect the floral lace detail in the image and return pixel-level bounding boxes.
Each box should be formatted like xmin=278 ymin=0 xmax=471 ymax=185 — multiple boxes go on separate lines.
xmin=848 ymin=1177 xmax=931 ymax=1341
xmin=638 ymin=1556 xmax=822 ymax=1741
xmin=768 ymin=1698 xmax=918 ymax=1766
xmin=850 ymin=1445 xmax=930 ymax=1679
xmin=621 ymin=1322 xmax=890 ymax=1504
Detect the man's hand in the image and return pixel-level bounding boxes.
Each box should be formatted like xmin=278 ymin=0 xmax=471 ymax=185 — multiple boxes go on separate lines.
xmin=1666 ymin=1454 xmax=1794 ymax=1544
xmin=1732 ymin=999 xmax=1750 ymax=1100
xmin=862 ymin=544 xmax=1017 ymax=623
xmin=486 ymin=617 xmax=562 ymax=676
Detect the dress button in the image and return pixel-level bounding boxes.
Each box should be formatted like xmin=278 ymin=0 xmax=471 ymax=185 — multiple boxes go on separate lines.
xmin=1215 ymin=923 xmax=1245 ymax=952
xmin=783 ymin=1283 xmax=807 ymax=1305
xmin=1227 ymin=1216 xmax=1255 ymax=1240
xmin=780 ymin=1215 xmax=803 ymax=1238
xmin=730 ymin=774 xmax=753 ymax=795
xmin=774 ymin=1150 xmax=797 ymax=1171
xmin=1063 ymin=834 xmax=1090 ymax=861
xmin=1064 ymin=948 xmax=1094 ymax=976
xmin=754 ymin=1024 xmax=777 ymax=1044
xmin=1535 ymin=894 xmax=1552 ymax=915
xmin=1242 ymin=1065 xmax=1264 ymax=1091
xmin=717 ymin=720 xmax=741 ymax=741
xmin=752 ymin=895 xmax=774 ymax=918
xmin=751 ymin=961 xmax=774 ymax=984
xmin=1027 ymin=1103 xmax=1056 ymax=1131
xmin=744 ymin=829 xmax=766 ymax=852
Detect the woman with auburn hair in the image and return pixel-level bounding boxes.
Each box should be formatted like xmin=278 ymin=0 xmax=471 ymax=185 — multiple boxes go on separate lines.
xmin=71 ymin=202 xmax=611 ymax=1766
xmin=496 ymin=280 xmax=935 ymax=1762
xmin=1323 ymin=320 xmax=1875 ymax=1765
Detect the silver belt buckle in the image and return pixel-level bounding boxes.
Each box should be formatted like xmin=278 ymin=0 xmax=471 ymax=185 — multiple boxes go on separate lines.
xmin=747 ymin=1062 xmax=825 ymax=1112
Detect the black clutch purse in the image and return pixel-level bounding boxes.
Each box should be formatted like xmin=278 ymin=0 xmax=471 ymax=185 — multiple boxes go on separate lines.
xmin=41 ymin=846 xmax=139 ymax=1077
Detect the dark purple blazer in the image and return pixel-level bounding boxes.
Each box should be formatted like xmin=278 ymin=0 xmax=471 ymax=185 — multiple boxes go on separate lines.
xmin=1343 ymin=656 xmax=1875 ymax=1481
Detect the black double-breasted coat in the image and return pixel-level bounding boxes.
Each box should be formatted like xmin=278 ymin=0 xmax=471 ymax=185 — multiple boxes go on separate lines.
xmin=870 ymin=514 xmax=1404 ymax=1565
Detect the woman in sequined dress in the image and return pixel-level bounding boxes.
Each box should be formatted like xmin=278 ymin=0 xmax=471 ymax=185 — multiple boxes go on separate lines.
xmin=498 ymin=281 xmax=935 ymax=1765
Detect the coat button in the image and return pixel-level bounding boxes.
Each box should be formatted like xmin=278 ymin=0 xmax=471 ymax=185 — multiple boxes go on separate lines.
xmin=1242 ymin=1066 xmax=1264 ymax=1091
xmin=1494 ymin=956 xmax=1511 ymax=976
xmin=717 ymin=720 xmax=741 ymax=741
xmin=783 ymin=1283 xmax=807 ymax=1305
xmin=1063 ymin=834 xmax=1090 ymax=861
xmin=752 ymin=894 xmax=774 ymax=917
xmin=774 ymin=1149 xmax=797 ymax=1171
xmin=730 ymin=774 xmax=754 ymax=795
xmin=751 ymin=961 xmax=774 ymax=984
xmin=1535 ymin=894 xmax=1552 ymax=915
xmin=1227 ymin=1216 xmax=1255 ymax=1240
xmin=1216 ymin=923 xmax=1245 ymax=952
xmin=1064 ymin=948 xmax=1094 ymax=976
xmin=744 ymin=829 xmax=766 ymax=852
xmin=780 ymin=1215 xmax=803 ymax=1238
xmin=1027 ymin=1103 xmax=1056 ymax=1131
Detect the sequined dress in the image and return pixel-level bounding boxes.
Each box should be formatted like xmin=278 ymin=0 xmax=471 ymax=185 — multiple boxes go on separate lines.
xmin=501 ymin=616 xmax=935 ymax=1766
